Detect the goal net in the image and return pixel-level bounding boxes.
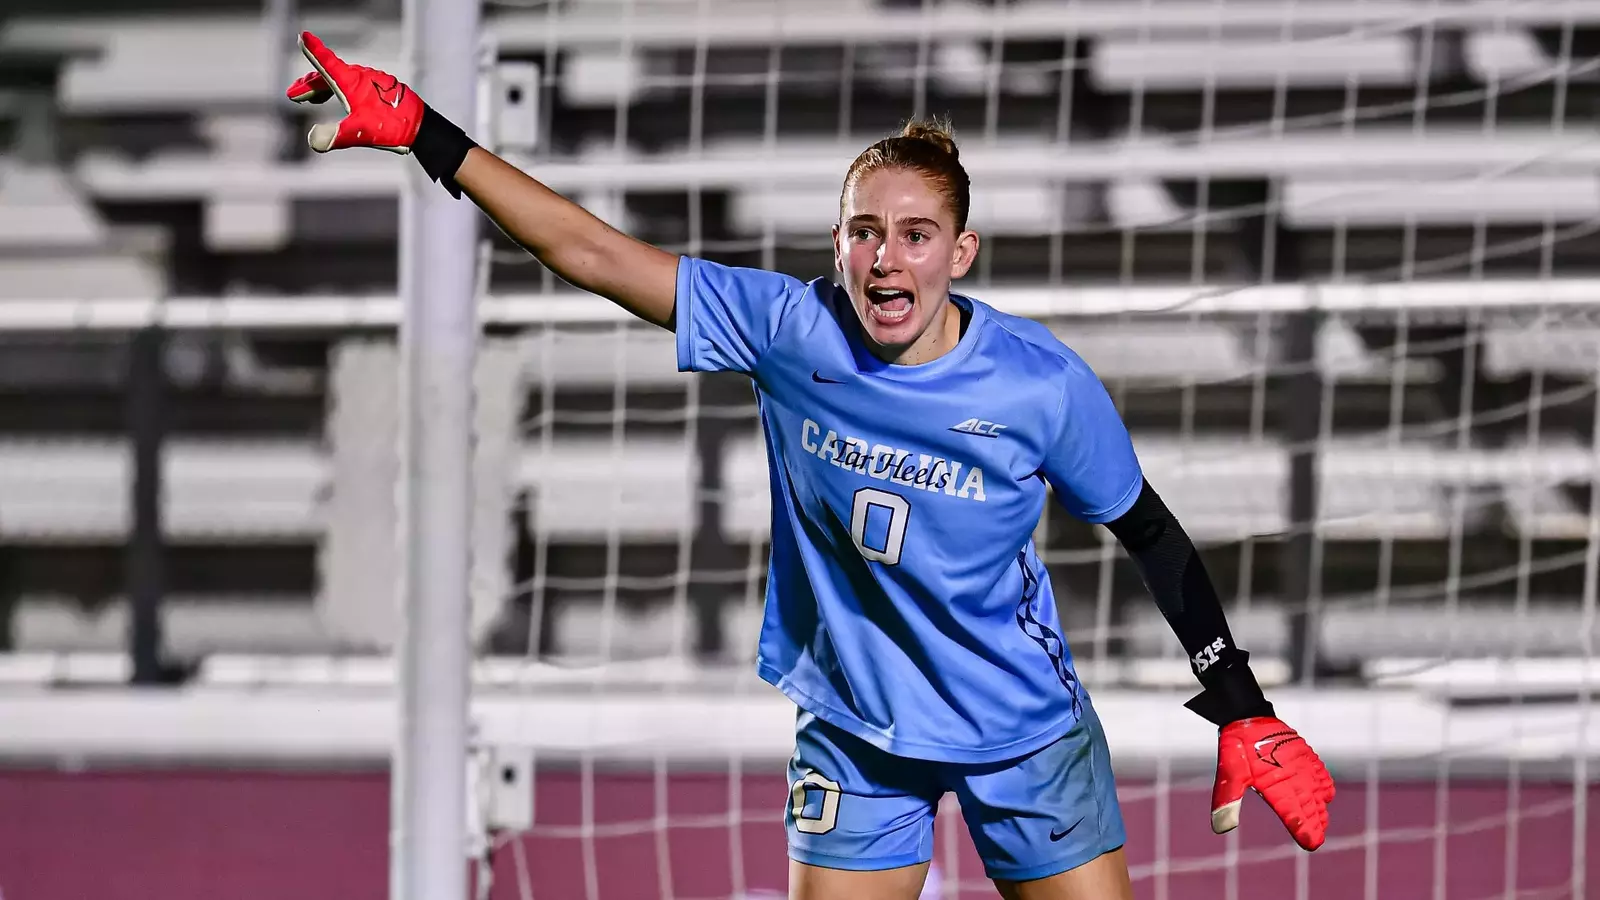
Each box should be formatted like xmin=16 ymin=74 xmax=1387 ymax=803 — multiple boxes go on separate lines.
xmin=459 ymin=1 xmax=1600 ymax=898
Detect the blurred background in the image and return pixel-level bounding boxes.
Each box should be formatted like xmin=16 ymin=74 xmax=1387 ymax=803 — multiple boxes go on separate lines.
xmin=2 ymin=0 xmax=1600 ymax=897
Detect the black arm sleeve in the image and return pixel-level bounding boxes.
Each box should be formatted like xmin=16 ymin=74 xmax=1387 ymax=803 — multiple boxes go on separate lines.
xmin=411 ymin=105 xmax=479 ymax=199
xmin=1102 ymin=479 xmax=1275 ymax=727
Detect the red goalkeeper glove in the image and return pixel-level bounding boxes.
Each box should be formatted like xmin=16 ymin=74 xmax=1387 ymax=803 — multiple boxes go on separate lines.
xmin=285 ymin=32 xmax=477 ymax=195
xmin=285 ymin=32 xmax=423 ymax=153
xmin=1209 ymin=715 xmax=1336 ymax=851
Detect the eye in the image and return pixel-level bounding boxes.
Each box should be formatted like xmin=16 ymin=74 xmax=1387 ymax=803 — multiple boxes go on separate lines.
xmin=852 ymin=228 xmax=876 ymax=242
xmin=906 ymin=230 xmax=928 ymax=244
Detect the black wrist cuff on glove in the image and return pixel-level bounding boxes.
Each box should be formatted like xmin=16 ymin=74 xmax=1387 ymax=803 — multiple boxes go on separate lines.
xmin=412 ymin=104 xmax=478 ymax=199
xmin=1184 ymin=650 xmax=1276 ymax=727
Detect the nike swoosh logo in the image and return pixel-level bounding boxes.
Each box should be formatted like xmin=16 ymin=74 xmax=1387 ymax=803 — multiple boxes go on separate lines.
xmin=1253 ymin=731 xmax=1303 ymax=768
xmin=1049 ymin=816 xmax=1085 ymax=842
xmin=374 ymin=78 xmax=405 ymax=109
xmin=811 ymin=371 xmax=845 ymax=384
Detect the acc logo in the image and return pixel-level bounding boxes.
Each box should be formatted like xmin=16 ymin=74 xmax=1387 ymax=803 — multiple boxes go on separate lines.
xmin=950 ymin=418 xmax=1007 ymax=438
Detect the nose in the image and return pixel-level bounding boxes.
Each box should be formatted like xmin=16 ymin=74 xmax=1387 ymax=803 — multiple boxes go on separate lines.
xmin=872 ymin=238 xmax=902 ymax=276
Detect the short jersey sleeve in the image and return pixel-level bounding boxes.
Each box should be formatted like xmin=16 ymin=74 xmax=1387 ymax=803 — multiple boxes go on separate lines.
xmin=674 ymin=256 xmax=806 ymax=375
xmin=1041 ymin=354 xmax=1145 ymax=524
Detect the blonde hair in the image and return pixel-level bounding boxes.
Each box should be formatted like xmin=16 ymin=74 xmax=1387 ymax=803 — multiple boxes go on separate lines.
xmin=840 ymin=117 xmax=971 ymax=232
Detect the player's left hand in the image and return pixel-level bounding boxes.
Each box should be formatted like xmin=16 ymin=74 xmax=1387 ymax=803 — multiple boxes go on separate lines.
xmin=285 ymin=32 xmax=425 ymax=154
xmin=1209 ymin=715 xmax=1336 ymax=851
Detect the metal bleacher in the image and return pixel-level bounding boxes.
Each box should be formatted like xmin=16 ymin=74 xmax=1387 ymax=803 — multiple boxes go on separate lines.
xmin=3 ymin=0 xmax=1600 ymax=673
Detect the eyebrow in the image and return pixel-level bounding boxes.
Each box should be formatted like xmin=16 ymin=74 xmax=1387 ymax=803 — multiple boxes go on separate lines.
xmin=845 ymin=214 xmax=944 ymax=231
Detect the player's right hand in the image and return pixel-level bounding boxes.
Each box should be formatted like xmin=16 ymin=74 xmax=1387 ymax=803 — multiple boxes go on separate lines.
xmin=1209 ymin=715 xmax=1336 ymax=851
xmin=285 ymin=32 xmax=425 ymax=155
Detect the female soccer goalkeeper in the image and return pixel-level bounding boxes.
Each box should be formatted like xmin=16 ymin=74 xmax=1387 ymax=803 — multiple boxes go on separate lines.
xmin=288 ymin=33 xmax=1335 ymax=900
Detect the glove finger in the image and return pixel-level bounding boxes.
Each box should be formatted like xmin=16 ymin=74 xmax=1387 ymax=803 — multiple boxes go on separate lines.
xmin=286 ymin=70 xmax=334 ymax=104
xmin=1211 ymin=738 xmax=1251 ymax=835
xmin=298 ymin=32 xmax=354 ymax=111
xmin=307 ymin=121 xmax=341 ymax=153
xmin=307 ymin=117 xmax=365 ymax=153
xmin=1257 ymin=772 xmax=1328 ymax=851
xmin=1306 ymin=800 xmax=1330 ymax=851
xmin=1318 ymin=767 xmax=1337 ymax=804
xmin=1291 ymin=744 xmax=1337 ymax=805
xmin=1295 ymin=802 xmax=1329 ymax=852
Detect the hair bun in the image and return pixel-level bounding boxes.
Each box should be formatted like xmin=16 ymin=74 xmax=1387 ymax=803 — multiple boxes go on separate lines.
xmin=841 ymin=116 xmax=972 ymax=231
xmin=899 ymin=118 xmax=959 ymax=159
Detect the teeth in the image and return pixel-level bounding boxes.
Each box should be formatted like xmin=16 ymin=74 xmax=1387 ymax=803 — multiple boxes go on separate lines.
xmin=866 ymin=286 xmax=912 ymax=323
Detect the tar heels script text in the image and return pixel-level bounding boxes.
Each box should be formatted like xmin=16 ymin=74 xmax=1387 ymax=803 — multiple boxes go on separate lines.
xmin=800 ymin=418 xmax=988 ymax=502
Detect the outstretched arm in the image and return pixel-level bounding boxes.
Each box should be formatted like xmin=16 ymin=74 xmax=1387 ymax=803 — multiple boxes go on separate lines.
xmin=286 ymin=33 xmax=678 ymax=329
xmin=453 ymin=147 xmax=679 ymax=328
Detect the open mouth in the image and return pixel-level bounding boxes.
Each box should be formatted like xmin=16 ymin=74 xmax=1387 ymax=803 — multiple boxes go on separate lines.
xmin=866 ymin=286 xmax=914 ymax=324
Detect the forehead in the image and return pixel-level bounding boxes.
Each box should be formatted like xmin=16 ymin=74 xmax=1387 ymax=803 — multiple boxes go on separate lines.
xmin=841 ymin=167 xmax=950 ymax=222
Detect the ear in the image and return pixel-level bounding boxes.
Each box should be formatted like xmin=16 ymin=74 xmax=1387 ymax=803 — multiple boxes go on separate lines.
xmin=950 ymin=229 xmax=979 ymax=279
xmin=832 ymin=224 xmax=844 ymax=275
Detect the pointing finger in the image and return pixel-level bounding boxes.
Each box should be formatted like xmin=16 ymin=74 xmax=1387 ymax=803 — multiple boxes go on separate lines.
xmin=298 ymin=32 xmax=353 ymax=110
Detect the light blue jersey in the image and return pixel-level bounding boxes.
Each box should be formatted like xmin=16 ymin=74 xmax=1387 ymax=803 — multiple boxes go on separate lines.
xmin=675 ymin=257 xmax=1145 ymax=765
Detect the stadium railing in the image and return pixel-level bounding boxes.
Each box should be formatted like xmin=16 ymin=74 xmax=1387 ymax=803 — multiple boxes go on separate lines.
xmin=2 ymin=280 xmax=1596 ymax=659
xmin=3 ymin=649 xmax=1599 ymax=780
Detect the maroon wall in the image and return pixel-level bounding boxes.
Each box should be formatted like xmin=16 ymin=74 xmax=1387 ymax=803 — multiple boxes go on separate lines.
xmin=2 ymin=768 xmax=1596 ymax=899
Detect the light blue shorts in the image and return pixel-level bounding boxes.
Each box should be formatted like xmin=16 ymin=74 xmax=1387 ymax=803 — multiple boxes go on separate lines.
xmin=784 ymin=701 xmax=1127 ymax=882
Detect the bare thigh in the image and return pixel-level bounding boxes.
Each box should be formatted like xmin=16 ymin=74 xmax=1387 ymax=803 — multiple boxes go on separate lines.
xmin=789 ymin=859 xmax=931 ymax=900
xmin=994 ymin=847 xmax=1135 ymax=900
